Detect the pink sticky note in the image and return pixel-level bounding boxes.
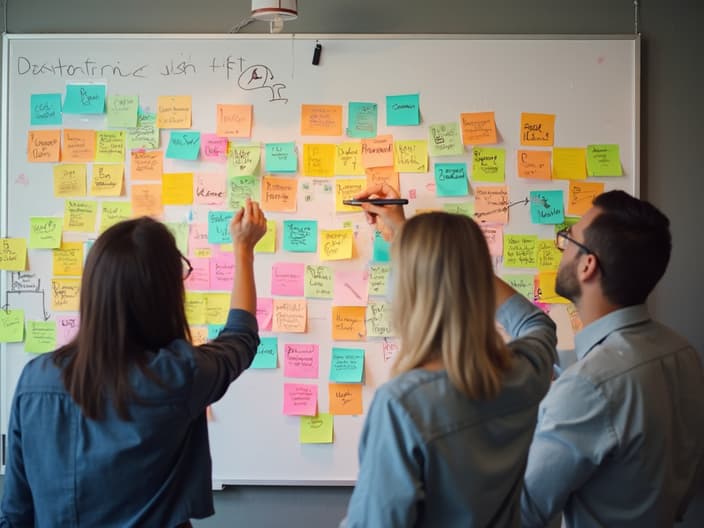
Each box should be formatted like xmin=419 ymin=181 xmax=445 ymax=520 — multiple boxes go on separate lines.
xmin=283 ymin=383 xmax=318 ymax=416
xmin=56 ymin=315 xmax=80 ymax=347
xmin=283 ymin=343 xmax=319 ymax=378
xmin=185 ymin=257 xmax=210 ymax=290
xmin=189 ymin=223 xmax=211 ymax=255
xmin=210 ymin=252 xmax=235 ymax=290
xmin=271 ymin=262 xmax=305 ymax=297
xmin=480 ymin=224 xmax=503 ymax=257
xmin=194 ymin=172 xmax=226 ymax=206
xmin=333 ymin=270 xmax=369 ymax=306
xmin=257 ymin=297 xmax=274 ymax=331
xmin=200 ymin=133 xmax=228 ymax=162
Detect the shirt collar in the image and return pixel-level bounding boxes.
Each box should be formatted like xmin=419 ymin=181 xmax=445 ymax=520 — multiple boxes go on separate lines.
xmin=574 ymin=304 xmax=651 ymax=360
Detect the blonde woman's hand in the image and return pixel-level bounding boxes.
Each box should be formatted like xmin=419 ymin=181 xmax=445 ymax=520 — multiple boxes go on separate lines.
xmin=230 ymin=198 xmax=267 ymax=253
xmin=353 ymin=183 xmax=407 ymax=241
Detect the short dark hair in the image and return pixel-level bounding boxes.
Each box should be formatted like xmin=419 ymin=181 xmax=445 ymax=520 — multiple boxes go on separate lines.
xmin=585 ymin=190 xmax=671 ymax=306
xmin=54 ymin=217 xmax=191 ymax=420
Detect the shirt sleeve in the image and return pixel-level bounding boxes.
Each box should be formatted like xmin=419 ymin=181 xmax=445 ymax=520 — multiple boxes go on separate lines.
xmin=187 ymin=308 xmax=260 ymax=417
xmin=344 ymin=389 xmax=425 ymax=528
xmin=520 ymin=373 xmax=619 ymax=528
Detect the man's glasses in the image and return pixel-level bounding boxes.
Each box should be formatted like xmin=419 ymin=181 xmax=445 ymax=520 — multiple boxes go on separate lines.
xmin=181 ymin=254 xmax=194 ymax=280
xmin=555 ymin=228 xmax=605 ymax=275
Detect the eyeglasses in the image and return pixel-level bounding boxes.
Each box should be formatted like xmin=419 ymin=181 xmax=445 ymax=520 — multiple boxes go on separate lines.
xmin=181 ymin=254 xmax=194 ymax=280
xmin=555 ymin=228 xmax=605 ymax=275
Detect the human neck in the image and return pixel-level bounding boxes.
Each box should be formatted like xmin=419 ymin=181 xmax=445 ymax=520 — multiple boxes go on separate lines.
xmin=574 ymin=294 xmax=622 ymax=327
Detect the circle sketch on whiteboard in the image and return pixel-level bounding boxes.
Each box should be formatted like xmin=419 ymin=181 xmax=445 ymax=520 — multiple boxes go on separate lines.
xmin=238 ymin=64 xmax=288 ymax=103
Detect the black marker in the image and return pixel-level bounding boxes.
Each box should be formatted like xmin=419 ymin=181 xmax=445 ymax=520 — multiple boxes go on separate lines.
xmin=343 ymin=198 xmax=409 ymax=206
xmin=312 ymin=42 xmax=322 ymax=66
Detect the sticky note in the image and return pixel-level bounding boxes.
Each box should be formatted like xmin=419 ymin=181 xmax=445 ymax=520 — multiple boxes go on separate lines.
xmin=157 ymin=95 xmax=192 ymax=129
xmin=330 ymin=347 xmax=365 ymax=382
xmin=27 ymin=130 xmax=60 ymax=162
xmin=304 ymin=265 xmax=333 ymax=298
xmin=283 ymin=343 xmax=319 ymax=378
xmin=216 ymin=104 xmax=252 ymax=137
xmin=90 ymin=164 xmax=124 ymax=196
xmin=335 ymin=179 xmax=367 ymax=212
xmin=373 ymin=231 xmax=391 ymax=262
xmin=460 ymin=112 xmax=497 ymax=145
xmin=208 ymin=211 xmax=234 ymax=244
xmin=200 ymin=133 xmax=228 ymax=162
xmin=347 ymin=102 xmax=377 ymax=138
xmin=568 ymin=181 xmax=604 ymax=216
xmin=554 ymin=216 xmax=580 ymax=234
xmin=272 ymin=299 xmax=307 ymax=333
xmin=300 ymin=413 xmax=333 ymax=443
xmin=126 ymin=112 xmax=159 ymax=150
xmin=435 ymin=163 xmax=469 ymax=196
xmin=530 ymin=190 xmax=565 ymax=224
xmin=130 ymin=151 xmax=163 ymax=181
xmin=386 ymin=94 xmax=420 ymax=126
xmin=517 ymin=150 xmax=551 ymax=180
xmin=368 ymin=264 xmax=391 ymax=297
xmin=227 ymin=144 xmax=260 ymax=176
xmin=185 ymin=257 xmax=211 ymax=291
xmin=442 ymin=202 xmax=474 ymax=217
xmin=329 ymin=383 xmax=363 ymax=415
xmin=333 ymin=271 xmax=369 ymax=307
xmin=209 ymin=252 xmax=235 ymax=290
xmin=331 ymin=307 xmax=366 ymax=341
xmin=95 ymin=131 xmax=125 ymax=163
xmin=553 ymin=148 xmax=587 ymax=180
xmin=520 ymin=113 xmax=555 ymax=146
xmin=472 ymin=147 xmax=505 ymax=182
xmin=0 ymin=309 xmax=25 ymax=342
xmin=166 ymin=132 xmax=200 ymax=161
xmin=30 ymin=93 xmax=62 ymax=125
xmin=62 ymin=129 xmax=95 ymax=162
xmin=256 ymin=298 xmax=274 ymax=331
xmin=302 ymin=144 xmax=336 ymax=177
xmin=185 ymin=292 xmax=207 ymax=326
xmin=537 ymin=271 xmax=569 ymax=304
xmin=51 ymin=279 xmax=80 ymax=311
xmin=479 ymin=224 xmax=503 ymax=257
xmin=130 ymin=184 xmax=163 ymax=218
xmin=64 ymin=84 xmax=106 ymax=114
xmin=428 ymin=122 xmax=464 ymax=156
xmin=254 ymin=220 xmax=277 ymax=253
xmin=319 ymin=229 xmax=353 ymax=261
xmin=537 ymin=240 xmax=562 ymax=272
xmin=52 ymin=164 xmax=86 ymax=197
xmin=501 ymin=274 xmax=535 ymax=300
xmin=205 ymin=293 xmax=230 ymax=324
xmin=53 ymin=242 xmax=83 ymax=276
xmin=162 ymin=172 xmax=194 ymax=205
xmin=63 ymin=200 xmax=97 ymax=232
xmin=272 ymin=262 xmax=305 ymax=297
xmin=586 ymin=144 xmax=622 ymax=177
xmin=365 ymin=166 xmax=399 ymax=190
xmin=190 ymin=327 xmax=209 ymax=346
xmin=227 ymin=175 xmax=258 ymax=210
xmin=361 ymin=135 xmax=394 ymax=168
xmin=335 ymin=142 xmax=364 ymax=176
xmin=25 ymin=321 xmax=56 ymax=354
xmin=106 ymin=95 xmax=138 ymax=128
xmin=301 ymin=104 xmax=343 ymax=136
xmin=29 ymin=217 xmax=62 ymax=249
xmin=366 ymin=302 xmax=393 ymax=337
xmin=283 ymin=383 xmax=318 ymax=416
xmin=164 ymin=222 xmax=189 ymax=256
xmin=474 ymin=185 xmax=509 ymax=224
xmin=265 ymin=142 xmax=298 ymax=173
xmin=283 ymin=220 xmax=318 ymax=252
xmin=261 ymin=176 xmax=297 ymax=212
xmin=251 ymin=337 xmax=278 ymax=369
xmin=503 ymin=235 xmax=538 ymax=268
xmin=100 ymin=202 xmax=131 ymax=232
xmin=394 ymin=140 xmax=428 ymax=173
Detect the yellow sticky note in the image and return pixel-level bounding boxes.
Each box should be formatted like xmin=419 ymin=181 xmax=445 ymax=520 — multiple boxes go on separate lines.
xmin=157 ymin=95 xmax=192 ymax=129
xmin=272 ymin=299 xmax=307 ymax=333
xmin=261 ymin=176 xmax=297 ymax=212
xmin=567 ymin=181 xmax=604 ymax=215
xmin=216 ymin=104 xmax=253 ymax=138
xmin=503 ymin=234 xmax=538 ymax=268
xmin=51 ymin=279 xmax=81 ymax=311
xmin=300 ymin=413 xmax=334 ymax=444
xmin=130 ymin=151 xmax=163 ymax=181
xmin=54 ymin=164 xmax=87 ymax=197
xmin=90 ymin=164 xmax=124 ymax=196
xmin=205 ymin=293 xmax=230 ymax=325
xmin=254 ymin=220 xmax=277 ymax=253
xmin=95 ymin=131 xmax=126 ymax=163
xmin=99 ymin=202 xmax=132 ymax=232
xmin=394 ymin=140 xmax=428 ymax=173
xmin=162 ymin=172 xmax=194 ymax=205
xmin=62 ymin=129 xmax=96 ymax=162
xmin=553 ymin=148 xmax=586 ymax=180
xmin=63 ymin=200 xmax=97 ymax=233
xmin=537 ymin=271 xmax=569 ymax=304
xmin=0 ymin=238 xmax=27 ymax=271
xmin=130 ymin=184 xmax=163 ymax=218
xmin=303 ymin=144 xmax=336 ymax=177
xmin=335 ymin=179 xmax=367 ymax=212
xmin=536 ymin=239 xmax=562 ymax=272
xmin=520 ymin=113 xmax=556 ymax=146
xmin=53 ymin=242 xmax=83 ymax=276
xmin=25 ymin=321 xmax=56 ymax=354
xmin=335 ymin=143 xmax=364 ymax=176
xmin=320 ymin=229 xmax=353 ymax=261
xmin=0 ymin=309 xmax=25 ymax=343
xmin=332 ymin=306 xmax=366 ymax=341
xmin=301 ymin=105 xmax=343 ymax=136
xmin=185 ymin=292 xmax=207 ymax=326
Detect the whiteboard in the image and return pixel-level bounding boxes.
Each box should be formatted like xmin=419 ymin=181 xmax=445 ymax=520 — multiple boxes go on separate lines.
xmin=1 ymin=34 xmax=639 ymax=485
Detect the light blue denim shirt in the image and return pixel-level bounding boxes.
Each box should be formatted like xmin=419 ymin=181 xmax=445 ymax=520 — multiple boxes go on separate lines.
xmin=1 ymin=309 xmax=259 ymax=528
xmin=344 ymin=294 xmax=557 ymax=528
xmin=521 ymin=305 xmax=704 ymax=528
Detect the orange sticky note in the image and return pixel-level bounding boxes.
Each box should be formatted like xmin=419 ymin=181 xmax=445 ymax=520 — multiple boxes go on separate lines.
xmin=301 ymin=104 xmax=343 ymax=136
xmin=272 ymin=299 xmax=307 ymax=333
xmin=553 ymin=148 xmax=587 ymax=180
xmin=517 ymin=150 xmax=552 ymax=180
xmin=130 ymin=184 xmax=163 ymax=218
xmin=27 ymin=130 xmax=60 ymax=162
xmin=157 ymin=96 xmax=192 ymax=129
xmin=474 ymin=185 xmax=509 ymax=225
xmin=520 ymin=113 xmax=556 ymax=146
xmin=361 ymin=135 xmax=394 ymax=168
xmin=130 ymin=151 xmax=163 ymax=181
xmin=302 ymin=144 xmax=336 ymax=177
xmin=567 ymin=181 xmax=604 ymax=215
xmin=329 ymin=383 xmax=363 ymax=415
xmin=162 ymin=172 xmax=194 ymax=205
xmin=460 ymin=112 xmax=497 ymax=145
xmin=216 ymin=104 xmax=253 ymax=138
xmin=261 ymin=176 xmax=297 ymax=212
xmin=332 ymin=306 xmax=366 ymax=341
xmin=365 ymin=166 xmax=399 ymax=190
xmin=62 ymin=129 xmax=96 ymax=162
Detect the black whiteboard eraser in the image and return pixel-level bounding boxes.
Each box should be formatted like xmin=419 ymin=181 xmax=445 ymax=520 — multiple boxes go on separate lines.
xmin=312 ymin=43 xmax=322 ymax=66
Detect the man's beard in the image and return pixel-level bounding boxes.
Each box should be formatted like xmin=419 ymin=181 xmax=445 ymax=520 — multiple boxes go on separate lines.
xmin=555 ymin=257 xmax=581 ymax=303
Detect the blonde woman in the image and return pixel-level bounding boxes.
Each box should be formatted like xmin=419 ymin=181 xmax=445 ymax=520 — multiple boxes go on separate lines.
xmin=343 ymin=184 xmax=557 ymax=527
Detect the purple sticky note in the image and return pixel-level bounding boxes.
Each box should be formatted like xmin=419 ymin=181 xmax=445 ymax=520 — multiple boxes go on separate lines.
xmin=333 ymin=270 xmax=369 ymax=307
xmin=271 ymin=262 xmax=305 ymax=297
xmin=283 ymin=383 xmax=318 ymax=416
xmin=257 ymin=297 xmax=274 ymax=331
xmin=210 ymin=252 xmax=235 ymax=291
xmin=283 ymin=343 xmax=319 ymax=379
xmin=56 ymin=315 xmax=80 ymax=347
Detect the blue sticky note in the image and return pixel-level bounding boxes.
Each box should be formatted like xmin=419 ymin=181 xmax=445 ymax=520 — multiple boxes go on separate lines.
xmin=30 ymin=94 xmax=63 ymax=125
xmin=530 ymin=190 xmax=565 ymax=224
xmin=251 ymin=337 xmax=278 ymax=369
xmin=265 ymin=142 xmax=298 ymax=172
xmin=283 ymin=220 xmax=318 ymax=252
xmin=434 ymin=163 xmax=469 ymax=197
xmin=207 ymin=324 xmax=225 ymax=340
xmin=373 ymin=231 xmax=391 ymax=262
xmin=330 ymin=347 xmax=365 ymax=383
xmin=166 ymin=131 xmax=201 ymax=160
xmin=63 ymin=84 xmax=106 ymax=114
xmin=386 ymin=94 xmax=420 ymax=126
xmin=347 ymin=102 xmax=377 ymax=138
xmin=208 ymin=211 xmax=234 ymax=244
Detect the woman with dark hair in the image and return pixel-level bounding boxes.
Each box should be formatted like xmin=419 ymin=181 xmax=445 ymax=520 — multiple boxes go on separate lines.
xmin=1 ymin=199 xmax=267 ymax=527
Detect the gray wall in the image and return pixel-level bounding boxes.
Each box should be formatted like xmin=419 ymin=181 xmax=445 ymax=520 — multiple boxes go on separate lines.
xmin=1 ymin=1 xmax=702 ymax=526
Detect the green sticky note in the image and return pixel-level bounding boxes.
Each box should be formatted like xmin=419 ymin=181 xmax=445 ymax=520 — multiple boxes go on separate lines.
xmin=251 ymin=336 xmax=278 ymax=369
xmin=372 ymin=231 xmax=390 ymax=262
xmin=265 ymin=142 xmax=298 ymax=173
xmin=386 ymin=94 xmax=420 ymax=126
xmin=164 ymin=222 xmax=189 ymax=255
xmin=443 ymin=202 xmax=474 ymax=217
xmin=347 ymin=102 xmax=377 ymax=138
xmin=554 ymin=216 xmax=580 ymax=234
xmin=368 ymin=264 xmax=391 ymax=297
xmin=330 ymin=347 xmax=365 ymax=383
xmin=29 ymin=217 xmax=63 ymax=249
xmin=501 ymin=274 xmax=535 ymax=300
xmin=304 ymin=265 xmax=333 ymax=298
xmin=228 ymin=176 xmax=259 ymax=210
xmin=0 ymin=309 xmax=25 ymax=342
xmin=107 ymin=95 xmax=139 ymax=128
xmin=64 ymin=84 xmax=106 ymax=114
xmin=283 ymin=220 xmax=318 ymax=252
xmin=586 ymin=144 xmax=622 ymax=177
xmin=95 ymin=130 xmax=125 ymax=163
xmin=530 ymin=190 xmax=565 ymax=225
xmin=99 ymin=202 xmax=132 ymax=233
xmin=435 ymin=163 xmax=469 ymax=196
xmin=300 ymin=413 xmax=333 ymax=444
xmin=504 ymin=235 xmax=538 ymax=268
xmin=126 ymin=112 xmax=159 ymax=150
xmin=166 ymin=131 xmax=201 ymax=160
xmin=25 ymin=320 xmax=56 ymax=354
xmin=472 ymin=147 xmax=505 ymax=182
xmin=30 ymin=93 xmax=62 ymax=125
xmin=428 ymin=122 xmax=464 ymax=156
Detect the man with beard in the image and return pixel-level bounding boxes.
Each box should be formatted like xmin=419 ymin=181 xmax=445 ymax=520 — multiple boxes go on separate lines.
xmin=520 ymin=190 xmax=704 ymax=528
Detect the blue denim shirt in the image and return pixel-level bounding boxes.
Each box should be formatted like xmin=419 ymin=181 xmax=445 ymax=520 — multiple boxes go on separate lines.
xmin=521 ymin=305 xmax=704 ymax=528
xmin=1 ymin=309 xmax=259 ymax=528
xmin=344 ymin=294 xmax=557 ymax=528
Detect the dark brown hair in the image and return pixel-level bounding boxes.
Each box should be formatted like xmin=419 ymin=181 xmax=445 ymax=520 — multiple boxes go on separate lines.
xmin=53 ymin=217 xmax=191 ymax=420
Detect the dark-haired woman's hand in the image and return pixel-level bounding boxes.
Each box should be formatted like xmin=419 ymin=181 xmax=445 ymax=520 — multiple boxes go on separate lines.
xmin=230 ymin=198 xmax=267 ymax=254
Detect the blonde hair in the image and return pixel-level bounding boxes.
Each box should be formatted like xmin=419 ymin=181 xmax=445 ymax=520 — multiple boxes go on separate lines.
xmin=390 ymin=212 xmax=512 ymax=400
